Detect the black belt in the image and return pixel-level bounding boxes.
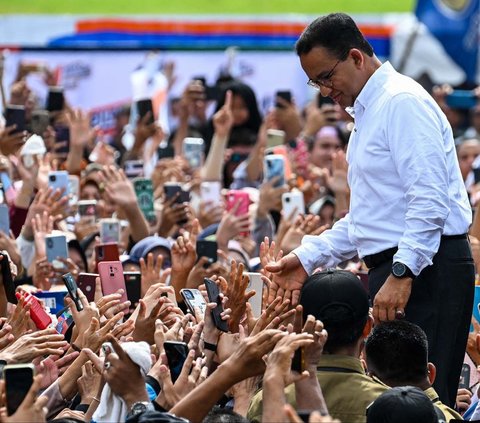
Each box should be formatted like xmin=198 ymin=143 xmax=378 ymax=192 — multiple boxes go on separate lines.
xmin=363 ymin=233 xmax=468 ymax=269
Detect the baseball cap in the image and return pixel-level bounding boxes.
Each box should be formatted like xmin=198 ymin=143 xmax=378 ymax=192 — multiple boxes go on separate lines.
xmin=299 ymin=269 xmax=369 ymax=326
xmin=125 ymin=236 xmax=172 ymax=265
xmin=366 ymin=386 xmax=446 ymax=423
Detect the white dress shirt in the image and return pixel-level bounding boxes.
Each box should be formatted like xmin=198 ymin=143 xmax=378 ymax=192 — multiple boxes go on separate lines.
xmin=295 ymin=61 xmax=472 ymax=276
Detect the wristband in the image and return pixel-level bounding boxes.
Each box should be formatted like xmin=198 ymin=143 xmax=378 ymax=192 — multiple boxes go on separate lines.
xmin=203 ymin=341 xmax=217 ymax=352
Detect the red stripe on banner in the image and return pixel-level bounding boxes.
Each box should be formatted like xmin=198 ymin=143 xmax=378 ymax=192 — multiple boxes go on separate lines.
xmin=76 ymin=19 xmax=393 ymax=38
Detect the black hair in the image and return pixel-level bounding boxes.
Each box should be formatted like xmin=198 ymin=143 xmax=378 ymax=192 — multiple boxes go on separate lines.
xmin=365 ymin=320 xmax=429 ymax=386
xmin=295 ymin=13 xmax=374 ymax=59
xmin=203 ymin=407 xmax=249 ymax=423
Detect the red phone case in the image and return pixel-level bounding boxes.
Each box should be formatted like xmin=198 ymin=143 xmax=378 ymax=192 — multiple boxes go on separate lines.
xmin=22 ymin=293 xmax=52 ymax=329
xmin=98 ymin=261 xmax=128 ymax=303
xmin=94 ymin=243 xmax=120 ymax=272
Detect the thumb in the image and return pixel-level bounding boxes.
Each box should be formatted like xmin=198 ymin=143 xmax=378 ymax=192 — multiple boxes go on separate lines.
xmin=265 ymin=259 xmax=284 ymax=273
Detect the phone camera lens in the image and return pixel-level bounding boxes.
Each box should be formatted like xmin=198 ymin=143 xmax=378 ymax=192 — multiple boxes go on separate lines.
xmin=47 ymin=239 xmax=53 ymax=248
xmin=184 ymin=290 xmax=193 ymax=300
xmin=50 ymin=175 xmax=56 ymax=182
xmin=285 ymin=197 xmax=290 ymax=202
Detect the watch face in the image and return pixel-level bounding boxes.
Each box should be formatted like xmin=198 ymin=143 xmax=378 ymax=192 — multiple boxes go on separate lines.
xmin=392 ymin=262 xmax=406 ymax=278
xmin=132 ymin=403 xmax=147 ymax=415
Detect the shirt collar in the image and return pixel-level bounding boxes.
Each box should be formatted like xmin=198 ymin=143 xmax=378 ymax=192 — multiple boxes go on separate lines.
xmin=317 ymin=354 xmax=366 ymax=374
xmin=353 ymin=60 xmax=395 ymax=114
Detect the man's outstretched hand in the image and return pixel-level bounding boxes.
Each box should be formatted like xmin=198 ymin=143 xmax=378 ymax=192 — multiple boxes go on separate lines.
xmin=265 ymin=253 xmax=308 ymax=305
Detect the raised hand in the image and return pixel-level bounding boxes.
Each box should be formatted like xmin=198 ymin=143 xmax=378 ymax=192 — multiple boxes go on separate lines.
xmin=213 ymin=90 xmax=234 ymax=139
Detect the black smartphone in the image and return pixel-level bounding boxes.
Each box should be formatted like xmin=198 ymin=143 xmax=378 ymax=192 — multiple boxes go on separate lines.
xmin=291 ymin=347 xmax=305 ymax=373
xmin=275 ymin=90 xmax=292 ymax=108
xmin=196 ymin=240 xmax=217 ymax=268
xmin=123 ymin=271 xmax=141 ymax=308
xmin=5 ymin=105 xmax=26 ymax=134
xmin=204 ymin=278 xmax=228 ymax=332
xmin=1 ymin=254 xmax=17 ymax=305
xmin=317 ymin=94 xmax=335 ymax=107
xmin=164 ymin=341 xmax=189 ymax=383
xmin=163 ymin=183 xmax=190 ymax=224
xmin=474 ymin=168 xmax=480 ymax=185
xmin=54 ymin=125 xmax=70 ymax=155
xmin=157 ymin=144 xmax=175 ymax=161
xmin=205 ymin=85 xmax=220 ymax=102
xmin=136 ymin=98 xmax=154 ymax=125
xmin=4 ymin=364 xmax=35 ymax=416
xmin=46 ymin=87 xmax=65 ymax=112
xmin=458 ymin=363 xmax=471 ymax=390
xmin=62 ymin=272 xmax=84 ymax=312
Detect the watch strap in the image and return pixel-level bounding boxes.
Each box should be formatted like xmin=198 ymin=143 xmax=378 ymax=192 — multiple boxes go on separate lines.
xmin=203 ymin=341 xmax=217 ymax=352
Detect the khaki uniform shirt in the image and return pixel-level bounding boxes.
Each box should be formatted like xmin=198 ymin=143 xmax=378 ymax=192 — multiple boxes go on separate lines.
xmin=424 ymin=386 xmax=463 ymax=421
xmin=247 ymin=355 xmax=388 ymax=423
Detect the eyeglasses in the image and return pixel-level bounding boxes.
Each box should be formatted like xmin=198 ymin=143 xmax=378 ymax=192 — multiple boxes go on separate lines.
xmin=307 ymin=59 xmax=342 ymax=90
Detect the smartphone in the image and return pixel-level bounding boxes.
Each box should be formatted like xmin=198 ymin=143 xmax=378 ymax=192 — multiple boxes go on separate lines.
xmin=30 ymin=109 xmax=50 ymax=135
xmin=164 ymin=341 xmax=189 ymax=383
xmin=54 ymin=125 xmax=70 ymax=155
xmin=180 ymin=288 xmax=207 ymax=316
xmin=183 ymin=137 xmax=204 ymax=169
xmin=34 ymin=291 xmax=67 ymax=314
xmin=98 ymin=261 xmax=128 ymax=303
xmin=291 ymin=347 xmax=305 ymax=373
xmin=77 ymin=199 xmax=97 ymax=223
xmin=282 ymin=191 xmax=305 ymax=222
xmin=99 ymin=218 xmax=120 ymax=244
xmin=95 ymin=243 xmax=120 ymax=272
xmin=62 ymin=272 xmax=83 ymax=312
xmin=48 ymin=171 xmax=69 ymax=198
xmin=46 ymin=86 xmax=65 ymax=112
xmin=54 ymin=307 xmax=74 ymax=335
xmin=23 ymin=293 xmax=52 ymax=330
xmin=317 ymin=93 xmax=335 ymax=107
xmin=204 ymin=277 xmax=228 ymax=332
xmin=226 ymin=190 xmax=250 ymax=237
xmin=124 ymin=160 xmax=144 ymax=179
xmin=68 ymin=175 xmax=79 ymax=206
xmin=5 ymin=105 xmax=26 ymax=134
xmin=459 ymin=363 xmax=471 ymax=390
xmin=157 ymin=143 xmax=175 ymax=161
xmin=77 ymin=272 xmax=98 ymax=303
xmin=164 ymin=182 xmax=190 ymax=204
xmin=200 ymin=181 xmax=222 ymax=207
xmin=245 ymin=272 xmax=263 ymax=318
xmin=266 ymin=129 xmax=285 ymax=149
xmin=45 ymin=234 xmax=68 ymax=269
xmin=446 ymin=90 xmax=478 ymax=109
xmin=196 ymin=240 xmax=217 ymax=268
xmin=0 ymin=204 xmax=10 ymax=236
xmin=275 ymin=90 xmax=292 ymax=108
xmin=264 ymin=155 xmax=285 ymax=187
xmin=123 ymin=271 xmax=141 ymax=307
xmin=136 ymin=98 xmax=154 ymax=125
xmin=0 ymin=172 xmax=15 ymax=205
xmin=133 ymin=178 xmax=155 ymax=222
xmin=1 ymin=253 xmax=16 ymax=305
xmin=4 ymin=364 xmax=35 ymax=416
xmin=205 ymin=85 xmax=220 ymax=102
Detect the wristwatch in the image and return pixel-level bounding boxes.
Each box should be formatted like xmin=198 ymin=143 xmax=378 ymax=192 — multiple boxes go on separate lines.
xmin=128 ymin=401 xmax=155 ymax=418
xmin=391 ymin=262 xmax=415 ymax=279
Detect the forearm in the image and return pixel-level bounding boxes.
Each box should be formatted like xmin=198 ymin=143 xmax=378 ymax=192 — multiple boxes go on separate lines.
xmin=201 ymin=134 xmax=228 ymax=182
xmin=173 ymin=119 xmax=189 ymax=157
xmin=262 ymin=374 xmax=287 ymax=423
xmin=170 ymin=363 xmax=237 ymax=423
xmin=66 ymin=145 xmax=84 ymax=175
xmin=295 ymin=373 xmax=328 ymax=414
xmin=123 ymin=205 xmax=149 ymax=243
xmin=14 ymin=183 xmax=34 ymax=209
xmin=170 ymin=270 xmax=190 ymax=302
xmin=58 ymin=350 xmax=89 ymax=400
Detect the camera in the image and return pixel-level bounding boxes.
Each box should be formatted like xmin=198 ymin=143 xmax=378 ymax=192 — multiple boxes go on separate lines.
xmin=183 ymin=290 xmax=193 ymax=300
xmin=46 ymin=238 xmax=53 ymax=249
xmin=49 ymin=175 xmax=56 ymax=182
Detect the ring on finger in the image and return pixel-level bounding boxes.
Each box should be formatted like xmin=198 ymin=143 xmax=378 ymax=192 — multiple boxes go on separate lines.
xmin=104 ymin=361 xmax=111 ymax=370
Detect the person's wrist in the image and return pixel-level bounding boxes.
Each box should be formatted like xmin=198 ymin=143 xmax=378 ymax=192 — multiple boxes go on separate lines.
xmin=123 ymin=388 xmax=149 ymax=409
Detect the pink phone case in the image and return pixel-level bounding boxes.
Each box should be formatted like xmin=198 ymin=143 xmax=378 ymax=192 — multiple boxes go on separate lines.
xmin=97 ymin=261 xmax=128 ymax=303
xmin=226 ymin=190 xmax=250 ymax=236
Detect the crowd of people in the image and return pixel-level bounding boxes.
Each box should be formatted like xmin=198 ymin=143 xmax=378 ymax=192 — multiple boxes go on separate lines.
xmin=0 ymin=11 xmax=479 ymax=423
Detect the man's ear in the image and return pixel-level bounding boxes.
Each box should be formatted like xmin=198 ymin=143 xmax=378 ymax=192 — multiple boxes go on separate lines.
xmin=427 ymin=362 xmax=436 ymax=385
xmin=362 ymin=315 xmax=374 ymax=338
xmin=350 ymin=48 xmax=364 ymax=68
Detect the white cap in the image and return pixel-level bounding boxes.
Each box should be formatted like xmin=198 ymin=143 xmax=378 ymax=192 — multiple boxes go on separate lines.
xmin=20 ymin=134 xmax=46 ymax=156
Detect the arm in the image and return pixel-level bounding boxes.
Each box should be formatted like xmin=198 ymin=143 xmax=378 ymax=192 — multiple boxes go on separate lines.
xmin=293 ymin=214 xmax=357 ymax=274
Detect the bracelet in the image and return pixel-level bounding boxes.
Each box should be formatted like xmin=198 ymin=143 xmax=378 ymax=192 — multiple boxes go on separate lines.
xmin=71 ymin=343 xmax=82 ymax=353
xmin=92 ymin=397 xmax=100 ymax=403
xmin=203 ymin=341 xmax=217 ymax=352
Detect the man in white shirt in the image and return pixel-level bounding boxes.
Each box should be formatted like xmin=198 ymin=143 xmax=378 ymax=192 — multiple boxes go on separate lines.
xmin=267 ymin=12 xmax=474 ymax=407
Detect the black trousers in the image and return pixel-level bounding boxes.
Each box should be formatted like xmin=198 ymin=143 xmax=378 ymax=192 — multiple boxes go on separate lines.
xmin=368 ymin=237 xmax=475 ymax=407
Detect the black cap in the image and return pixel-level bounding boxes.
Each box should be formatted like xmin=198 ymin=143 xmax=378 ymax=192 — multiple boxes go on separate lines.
xmin=299 ymin=269 xmax=369 ymax=327
xmin=366 ymin=386 xmax=446 ymax=423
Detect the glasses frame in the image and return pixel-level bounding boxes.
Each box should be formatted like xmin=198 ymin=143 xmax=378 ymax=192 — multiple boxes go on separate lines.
xmin=307 ymin=58 xmax=342 ymax=90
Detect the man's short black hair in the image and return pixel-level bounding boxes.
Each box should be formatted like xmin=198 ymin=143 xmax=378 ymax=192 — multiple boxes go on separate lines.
xmin=203 ymin=407 xmax=249 ymax=423
xmin=295 ymin=13 xmax=374 ymax=59
xmin=365 ymin=320 xmax=429 ymax=386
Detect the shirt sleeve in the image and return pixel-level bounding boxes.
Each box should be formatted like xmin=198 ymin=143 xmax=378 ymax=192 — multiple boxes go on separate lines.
xmin=386 ymin=93 xmax=450 ymax=275
xmin=293 ymin=214 xmax=357 ymax=275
